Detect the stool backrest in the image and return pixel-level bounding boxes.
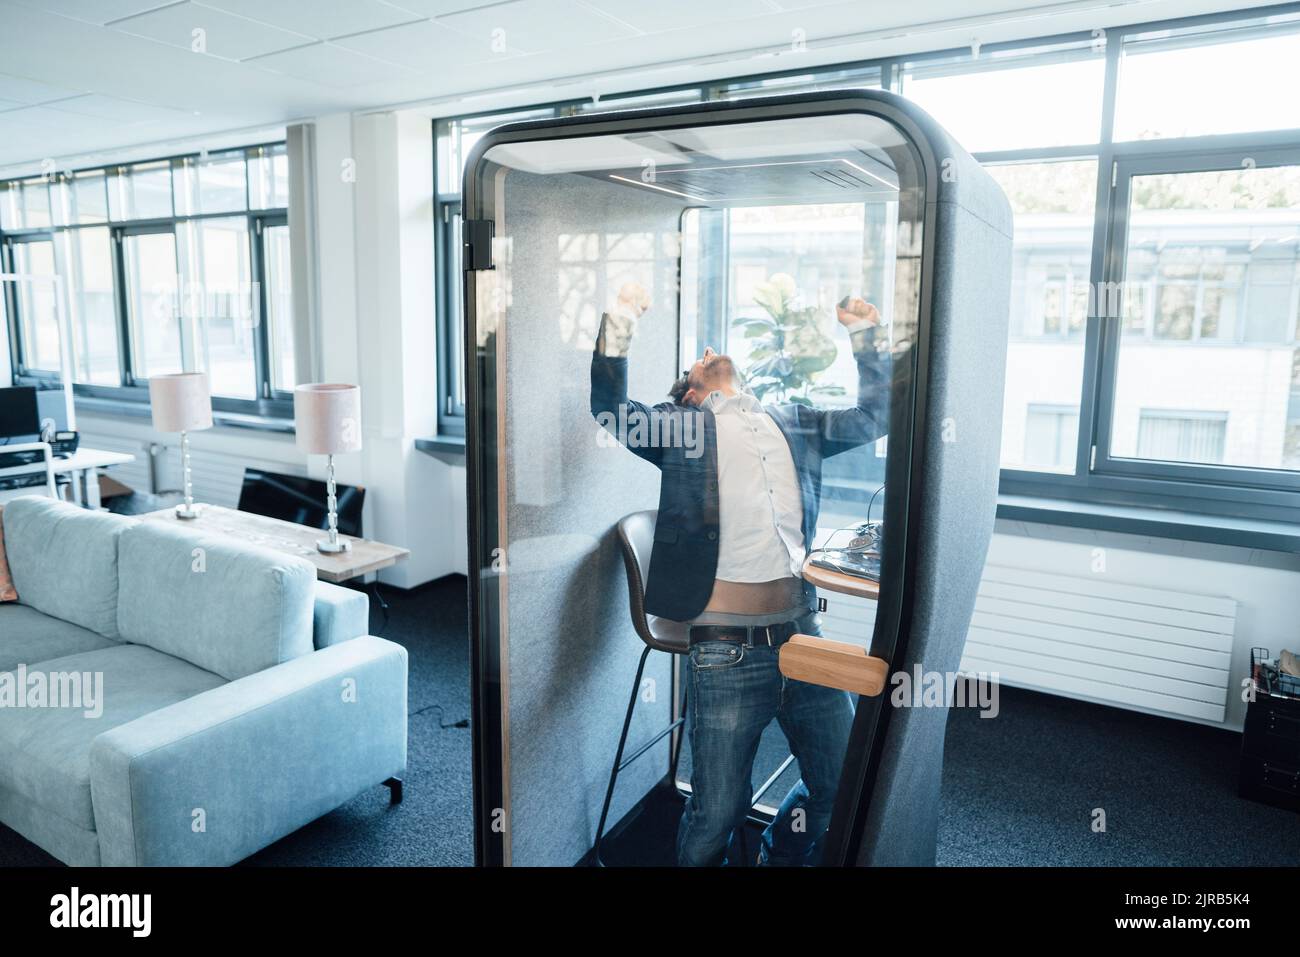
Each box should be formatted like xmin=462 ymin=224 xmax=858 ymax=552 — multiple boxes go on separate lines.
xmin=616 ymin=510 xmax=688 ymax=654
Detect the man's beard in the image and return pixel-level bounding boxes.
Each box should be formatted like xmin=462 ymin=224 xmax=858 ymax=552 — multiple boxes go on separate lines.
xmin=668 ymin=374 xmax=691 ymax=405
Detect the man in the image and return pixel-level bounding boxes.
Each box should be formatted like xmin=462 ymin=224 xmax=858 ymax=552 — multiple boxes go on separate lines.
xmin=590 ymin=282 xmax=890 ymax=866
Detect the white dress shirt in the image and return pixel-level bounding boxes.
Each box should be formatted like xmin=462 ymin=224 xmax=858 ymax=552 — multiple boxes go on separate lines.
xmin=702 ymin=390 xmax=805 ymax=583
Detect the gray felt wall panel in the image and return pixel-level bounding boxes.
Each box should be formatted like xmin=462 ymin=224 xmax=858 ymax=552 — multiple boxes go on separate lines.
xmin=855 ymin=116 xmax=1013 ymax=866
xmin=499 ymin=170 xmax=683 ymax=866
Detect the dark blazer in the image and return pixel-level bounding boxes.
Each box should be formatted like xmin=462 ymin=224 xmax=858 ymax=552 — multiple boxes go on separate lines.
xmin=590 ymin=328 xmax=891 ymax=621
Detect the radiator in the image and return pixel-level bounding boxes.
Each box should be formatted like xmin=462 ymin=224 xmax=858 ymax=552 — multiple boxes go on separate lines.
xmin=816 ymin=563 xmax=1236 ymax=725
xmin=961 ymin=565 xmax=1236 ymax=724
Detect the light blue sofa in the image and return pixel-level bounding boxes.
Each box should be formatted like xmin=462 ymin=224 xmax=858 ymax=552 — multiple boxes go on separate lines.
xmin=0 ymin=495 xmax=408 ymax=866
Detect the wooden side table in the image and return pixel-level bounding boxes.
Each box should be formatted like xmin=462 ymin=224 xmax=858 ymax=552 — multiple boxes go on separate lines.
xmin=140 ymin=505 xmax=410 ymax=584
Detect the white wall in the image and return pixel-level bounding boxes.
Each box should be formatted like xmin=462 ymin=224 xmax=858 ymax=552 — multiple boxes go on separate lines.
xmin=337 ymin=108 xmax=467 ymax=585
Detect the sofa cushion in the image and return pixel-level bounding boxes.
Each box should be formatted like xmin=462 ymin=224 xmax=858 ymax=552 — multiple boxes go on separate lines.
xmin=0 ymin=604 xmax=115 ymax=672
xmin=0 ymin=505 xmax=17 ymax=602
xmin=117 ymin=520 xmax=316 ymax=680
xmin=0 ymin=496 xmax=130 ymax=638
xmin=0 ymin=643 xmax=225 ymax=830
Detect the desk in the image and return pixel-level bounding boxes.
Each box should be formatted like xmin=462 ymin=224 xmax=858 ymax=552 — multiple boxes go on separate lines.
xmin=802 ymin=555 xmax=880 ymax=602
xmin=0 ymin=446 xmax=134 ymax=509
xmin=52 ymin=448 xmax=135 ymax=509
xmin=141 ymin=504 xmax=410 ymax=584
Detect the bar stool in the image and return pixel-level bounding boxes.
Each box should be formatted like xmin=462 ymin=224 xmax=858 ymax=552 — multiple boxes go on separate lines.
xmin=593 ymin=510 xmax=789 ymax=866
xmin=592 ymin=510 xmax=690 ymax=866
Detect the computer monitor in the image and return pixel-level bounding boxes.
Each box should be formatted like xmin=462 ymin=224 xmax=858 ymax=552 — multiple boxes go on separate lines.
xmin=0 ymin=386 xmax=40 ymax=441
xmin=236 ymin=468 xmax=364 ymax=537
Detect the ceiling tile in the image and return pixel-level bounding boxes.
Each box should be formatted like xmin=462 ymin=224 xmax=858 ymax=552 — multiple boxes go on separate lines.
xmin=44 ymin=92 xmax=189 ymax=122
xmin=0 ymin=104 xmax=134 ymax=136
xmin=0 ymin=72 xmax=82 ymax=105
xmin=439 ymin=0 xmax=637 ymax=52
xmin=110 ymin=0 xmax=316 ymax=61
xmin=332 ymin=19 xmax=505 ymax=70
xmin=194 ymin=0 xmax=421 ymax=40
xmin=587 ymin=0 xmax=775 ymax=33
xmin=380 ymin=0 xmax=498 ymax=16
xmin=249 ymin=42 xmax=421 ymax=88
xmin=13 ymin=0 xmax=178 ymax=25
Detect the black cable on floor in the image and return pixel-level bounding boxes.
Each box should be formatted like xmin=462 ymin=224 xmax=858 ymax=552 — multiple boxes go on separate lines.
xmin=409 ymin=702 xmax=469 ymax=729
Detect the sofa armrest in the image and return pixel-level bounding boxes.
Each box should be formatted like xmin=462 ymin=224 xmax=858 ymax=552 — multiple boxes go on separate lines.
xmin=313 ymin=580 xmax=370 ymax=648
xmin=89 ymin=636 xmax=407 ymax=867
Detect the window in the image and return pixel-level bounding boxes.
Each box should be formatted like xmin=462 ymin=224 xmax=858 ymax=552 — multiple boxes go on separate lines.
xmin=109 ymin=161 xmax=172 ymax=221
xmin=0 ymin=179 xmax=52 ymax=230
xmin=249 ymin=144 xmax=289 ymax=210
xmin=68 ymin=172 xmax=108 ymax=225
xmin=183 ymin=216 xmax=256 ymax=399
xmin=1 ymin=143 xmax=295 ymax=420
xmin=433 ymin=5 xmax=1300 ymax=526
xmin=987 ymin=160 xmax=1097 ymax=472
xmin=1105 ymin=161 xmax=1300 ymax=474
xmin=680 ymin=201 xmax=894 ymax=522
xmin=262 ymin=221 xmax=295 ymax=392
xmin=65 ymin=227 xmax=119 ymax=385
xmin=122 ymin=229 xmax=181 ymax=380
xmin=175 ymin=150 xmax=247 ymax=216
xmin=900 ymin=41 xmax=1105 ymax=153
xmin=709 ymin=64 xmax=881 ymax=100
xmin=8 ymin=238 xmax=58 ymax=371
xmin=1115 ymin=12 xmax=1300 ymax=142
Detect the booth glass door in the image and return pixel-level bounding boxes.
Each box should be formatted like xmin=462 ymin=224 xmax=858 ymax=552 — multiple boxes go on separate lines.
xmin=464 ymin=99 xmax=928 ymax=866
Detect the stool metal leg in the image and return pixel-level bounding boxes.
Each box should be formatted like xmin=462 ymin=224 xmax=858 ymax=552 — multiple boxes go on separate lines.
xmin=593 ymin=644 xmax=653 ymax=867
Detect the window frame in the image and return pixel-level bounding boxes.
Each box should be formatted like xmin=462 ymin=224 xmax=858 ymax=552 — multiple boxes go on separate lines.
xmin=434 ymin=193 xmax=464 ymax=436
xmin=2 ymin=230 xmax=60 ymax=379
xmin=0 ymin=142 xmax=294 ymax=424
xmin=1092 ymin=144 xmax=1300 ymax=494
xmin=430 ymin=2 xmax=1300 ymax=528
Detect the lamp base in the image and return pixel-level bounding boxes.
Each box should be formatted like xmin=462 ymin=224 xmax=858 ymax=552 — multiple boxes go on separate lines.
xmin=316 ymin=538 xmax=352 ymax=554
xmin=175 ymin=503 xmax=202 ymax=520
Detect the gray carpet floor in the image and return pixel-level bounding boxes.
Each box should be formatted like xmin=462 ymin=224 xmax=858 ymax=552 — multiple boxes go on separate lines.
xmin=938 ymin=680 xmax=1300 ymax=866
xmin=1 ymin=576 xmax=1296 ymax=866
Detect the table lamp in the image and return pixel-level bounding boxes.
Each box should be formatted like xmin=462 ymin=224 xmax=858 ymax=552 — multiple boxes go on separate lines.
xmin=148 ymin=372 xmax=213 ymax=520
xmin=294 ymin=383 xmax=362 ymax=554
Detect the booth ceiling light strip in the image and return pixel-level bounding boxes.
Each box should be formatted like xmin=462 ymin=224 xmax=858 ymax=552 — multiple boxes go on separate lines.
xmin=609 ymin=157 xmax=897 ymax=204
xmin=674 ymin=158 xmax=896 ymax=190
xmin=606 ymin=174 xmax=703 ymax=201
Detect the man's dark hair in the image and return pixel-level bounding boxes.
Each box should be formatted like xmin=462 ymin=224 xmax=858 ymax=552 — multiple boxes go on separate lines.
xmin=668 ymin=373 xmax=690 ymax=405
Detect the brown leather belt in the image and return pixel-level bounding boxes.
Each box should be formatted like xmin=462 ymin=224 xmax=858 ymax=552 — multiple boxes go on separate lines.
xmin=688 ymin=619 xmax=802 ymax=649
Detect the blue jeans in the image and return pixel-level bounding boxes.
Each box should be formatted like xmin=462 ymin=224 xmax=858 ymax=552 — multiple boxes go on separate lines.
xmin=677 ymin=612 xmax=855 ymax=867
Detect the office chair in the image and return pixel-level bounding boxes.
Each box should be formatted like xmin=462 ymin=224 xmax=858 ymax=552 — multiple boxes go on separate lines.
xmin=593 ymin=509 xmax=792 ymax=866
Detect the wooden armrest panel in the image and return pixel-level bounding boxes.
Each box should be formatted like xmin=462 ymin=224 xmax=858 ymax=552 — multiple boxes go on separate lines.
xmin=779 ymin=634 xmax=889 ymax=697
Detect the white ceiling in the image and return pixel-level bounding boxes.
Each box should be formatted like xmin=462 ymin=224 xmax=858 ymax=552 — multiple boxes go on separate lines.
xmin=0 ymin=0 xmax=1268 ymax=172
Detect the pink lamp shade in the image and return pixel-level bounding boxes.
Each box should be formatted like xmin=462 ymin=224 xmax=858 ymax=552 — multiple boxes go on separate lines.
xmin=148 ymin=373 xmax=213 ymax=433
xmin=294 ymin=384 xmax=362 ymax=455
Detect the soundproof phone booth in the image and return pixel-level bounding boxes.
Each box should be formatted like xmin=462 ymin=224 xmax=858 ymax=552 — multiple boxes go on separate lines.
xmin=464 ymin=90 xmax=1013 ymax=867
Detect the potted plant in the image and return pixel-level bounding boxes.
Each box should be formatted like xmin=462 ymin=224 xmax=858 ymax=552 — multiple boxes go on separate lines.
xmin=733 ymin=273 xmax=845 ymax=405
